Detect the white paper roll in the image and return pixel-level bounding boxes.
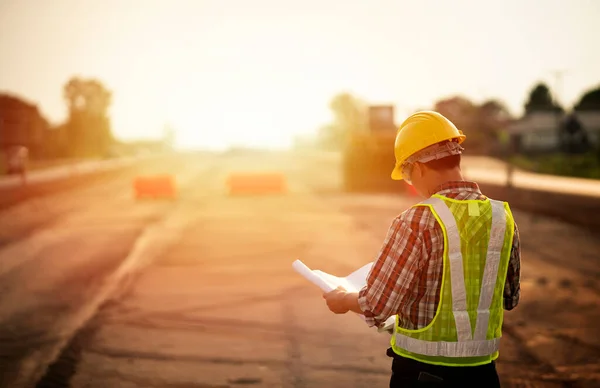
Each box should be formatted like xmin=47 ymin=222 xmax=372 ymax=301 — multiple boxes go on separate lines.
xmin=291 ymin=259 xmax=395 ymax=334
xmin=292 ymin=260 xmax=335 ymax=292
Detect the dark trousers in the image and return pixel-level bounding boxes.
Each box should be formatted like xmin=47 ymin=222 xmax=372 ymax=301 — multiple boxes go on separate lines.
xmin=387 ymin=348 xmax=501 ymax=388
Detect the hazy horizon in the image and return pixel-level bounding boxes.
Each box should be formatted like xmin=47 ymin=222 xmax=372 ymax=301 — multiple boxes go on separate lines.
xmin=1 ymin=0 xmax=599 ymax=149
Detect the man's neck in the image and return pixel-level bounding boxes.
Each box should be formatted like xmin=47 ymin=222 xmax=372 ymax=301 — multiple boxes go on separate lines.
xmin=426 ymin=168 xmax=465 ymax=196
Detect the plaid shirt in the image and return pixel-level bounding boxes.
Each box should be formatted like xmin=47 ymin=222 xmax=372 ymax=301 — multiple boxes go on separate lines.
xmin=357 ymin=181 xmax=521 ymax=329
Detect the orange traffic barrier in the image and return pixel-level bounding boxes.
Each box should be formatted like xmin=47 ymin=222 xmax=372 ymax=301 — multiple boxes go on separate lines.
xmin=227 ymin=172 xmax=287 ymax=195
xmin=133 ymin=175 xmax=177 ymax=199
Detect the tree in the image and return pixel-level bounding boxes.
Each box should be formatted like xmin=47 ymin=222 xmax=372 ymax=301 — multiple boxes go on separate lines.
xmin=63 ymin=77 xmax=113 ymax=157
xmin=434 ymin=96 xmax=481 ymax=150
xmin=44 ymin=123 xmax=69 ymax=158
xmin=319 ymin=92 xmax=368 ymax=148
xmin=478 ymin=100 xmax=512 ymax=123
xmin=317 ymin=124 xmax=339 ymax=150
xmin=573 ymin=85 xmax=600 ymax=111
xmin=476 ymin=100 xmax=513 ymax=137
xmin=524 ymin=83 xmax=563 ymax=114
xmin=476 ymin=99 xmax=515 ymax=156
xmin=434 ymin=96 xmax=478 ymax=130
xmin=433 ymin=96 xmax=514 ymax=155
xmin=330 ymin=93 xmax=367 ymax=130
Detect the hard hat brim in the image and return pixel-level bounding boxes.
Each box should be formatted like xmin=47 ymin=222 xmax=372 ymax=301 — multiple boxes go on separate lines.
xmin=391 ymin=165 xmax=403 ymax=181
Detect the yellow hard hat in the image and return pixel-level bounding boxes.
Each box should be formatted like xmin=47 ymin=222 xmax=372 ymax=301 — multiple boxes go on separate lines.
xmin=391 ymin=111 xmax=466 ymax=180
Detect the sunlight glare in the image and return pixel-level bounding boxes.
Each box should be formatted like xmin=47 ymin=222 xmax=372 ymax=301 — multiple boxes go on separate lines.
xmin=167 ymin=87 xmax=326 ymax=151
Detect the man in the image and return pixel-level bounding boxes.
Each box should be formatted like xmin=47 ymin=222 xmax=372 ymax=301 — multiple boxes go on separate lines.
xmin=323 ymin=111 xmax=521 ymax=387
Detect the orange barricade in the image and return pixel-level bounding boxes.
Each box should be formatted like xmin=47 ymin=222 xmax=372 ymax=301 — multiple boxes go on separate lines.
xmin=227 ymin=172 xmax=287 ymax=195
xmin=133 ymin=175 xmax=177 ymax=199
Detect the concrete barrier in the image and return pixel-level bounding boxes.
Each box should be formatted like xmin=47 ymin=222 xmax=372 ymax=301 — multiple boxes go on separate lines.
xmin=464 ymin=164 xmax=600 ymax=231
xmin=301 ymin=150 xmax=600 ymax=230
xmin=478 ymin=182 xmax=600 ymax=231
xmin=0 ymin=155 xmax=155 ymax=210
xmin=0 ymin=156 xmax=148 ymax=190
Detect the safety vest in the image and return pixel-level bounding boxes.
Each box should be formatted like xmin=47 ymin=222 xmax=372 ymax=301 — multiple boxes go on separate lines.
xmin=391 ymin=194 xmax=515 ymax=367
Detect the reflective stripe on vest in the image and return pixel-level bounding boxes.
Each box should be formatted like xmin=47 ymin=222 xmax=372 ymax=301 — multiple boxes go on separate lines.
xmin=393 ymin=197 xmax=507 ymax=358
xmin=393 ymin=336 xmax=501 ymax=358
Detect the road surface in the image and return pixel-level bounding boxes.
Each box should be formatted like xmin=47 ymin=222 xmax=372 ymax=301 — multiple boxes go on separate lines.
xmin=0 ymin=151 xmax=599 ymax=388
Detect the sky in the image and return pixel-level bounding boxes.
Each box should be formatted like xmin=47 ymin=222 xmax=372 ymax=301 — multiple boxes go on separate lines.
xmin=1 ymin=0 xmax=599 ymax=150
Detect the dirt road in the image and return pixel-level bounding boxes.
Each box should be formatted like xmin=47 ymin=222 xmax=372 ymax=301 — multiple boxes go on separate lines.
xmin=1 ymin=151 xmax=599 ymax=387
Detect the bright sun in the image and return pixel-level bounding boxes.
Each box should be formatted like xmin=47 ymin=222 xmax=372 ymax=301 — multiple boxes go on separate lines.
xmin=165 ymin=88 xmax=326 ymax=151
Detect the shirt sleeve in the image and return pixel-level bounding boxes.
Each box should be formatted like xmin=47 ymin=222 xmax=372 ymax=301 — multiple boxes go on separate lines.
xmin=357 ymin=216 xmax=424 ymax=328
xmin=503 ymin=222 xmax=521 ymax=310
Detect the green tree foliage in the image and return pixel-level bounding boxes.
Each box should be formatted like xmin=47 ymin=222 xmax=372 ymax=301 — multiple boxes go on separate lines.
xmin=45 ymin=123 xmax=70 ymax=158
xmin=434 ymin=96 xmax=478 ymax=133
xmin=573 ymin=85 xmax=600 ymax=111
xmin=63 ymin=77 xmax=113 ymax=157
xmin=572 ymin=85 xmax=600 ymax=163
xmin=524 ymin=83 xmax=563 ymax=114
xmin=433 ymin=96 xmax=513 ymax=155
xmin=476 ymin=99 xmax=513 ymax=142
xmin=319 ymin=93 xmax=368 ymax=148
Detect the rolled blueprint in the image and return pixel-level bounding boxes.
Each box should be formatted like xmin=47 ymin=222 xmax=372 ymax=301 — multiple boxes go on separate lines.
xmin=292 ymin=259 xmax=336 ymax=292
xmin=292 ymin=259 xmax=396 ymax=334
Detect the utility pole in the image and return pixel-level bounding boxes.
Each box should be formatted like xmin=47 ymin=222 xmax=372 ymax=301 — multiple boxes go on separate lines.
xmin=550 ymin=69 xmax=568 ymax=151
xmin=550 ymin=70 xmax=566 ymax=107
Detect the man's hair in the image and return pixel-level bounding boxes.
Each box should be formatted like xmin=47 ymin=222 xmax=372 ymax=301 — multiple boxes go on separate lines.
xmin=422 ymin=154 xmax=461 ymax=171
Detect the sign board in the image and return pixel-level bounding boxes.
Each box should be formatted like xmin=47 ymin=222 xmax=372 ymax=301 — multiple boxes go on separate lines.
xmin=368 ymin=105 xmax=396 ymax=132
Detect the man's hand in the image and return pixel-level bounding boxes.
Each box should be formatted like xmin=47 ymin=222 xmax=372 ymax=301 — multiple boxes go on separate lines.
xmin=323 ymin=286 xmax=350 ymax=314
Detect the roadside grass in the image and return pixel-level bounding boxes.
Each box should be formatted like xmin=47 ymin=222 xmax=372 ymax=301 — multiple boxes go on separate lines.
xmin=510 ymin=151 xmax=600 ymax=180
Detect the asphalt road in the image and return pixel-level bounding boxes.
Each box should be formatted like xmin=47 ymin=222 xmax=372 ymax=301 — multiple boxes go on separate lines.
xmin=1 ymin=151 xmax=599 ymax=388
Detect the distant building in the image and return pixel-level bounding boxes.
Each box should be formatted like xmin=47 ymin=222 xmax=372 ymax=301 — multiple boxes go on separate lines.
xmin=508 ymin=111 xmax=600 ymax=153
xmin=0 ymin=94 xmax=47 ymax=148
xmin=0 ymin=94 xmax=50 ymax=161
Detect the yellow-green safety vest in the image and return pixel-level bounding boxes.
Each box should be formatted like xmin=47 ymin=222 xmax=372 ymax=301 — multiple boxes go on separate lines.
xmin=391 ymin=194 xmax=515 ymax=367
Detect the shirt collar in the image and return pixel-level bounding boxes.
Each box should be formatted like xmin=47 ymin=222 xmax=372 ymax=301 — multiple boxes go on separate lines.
xmin=433 ymin=181 xmax=481 ymax=196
